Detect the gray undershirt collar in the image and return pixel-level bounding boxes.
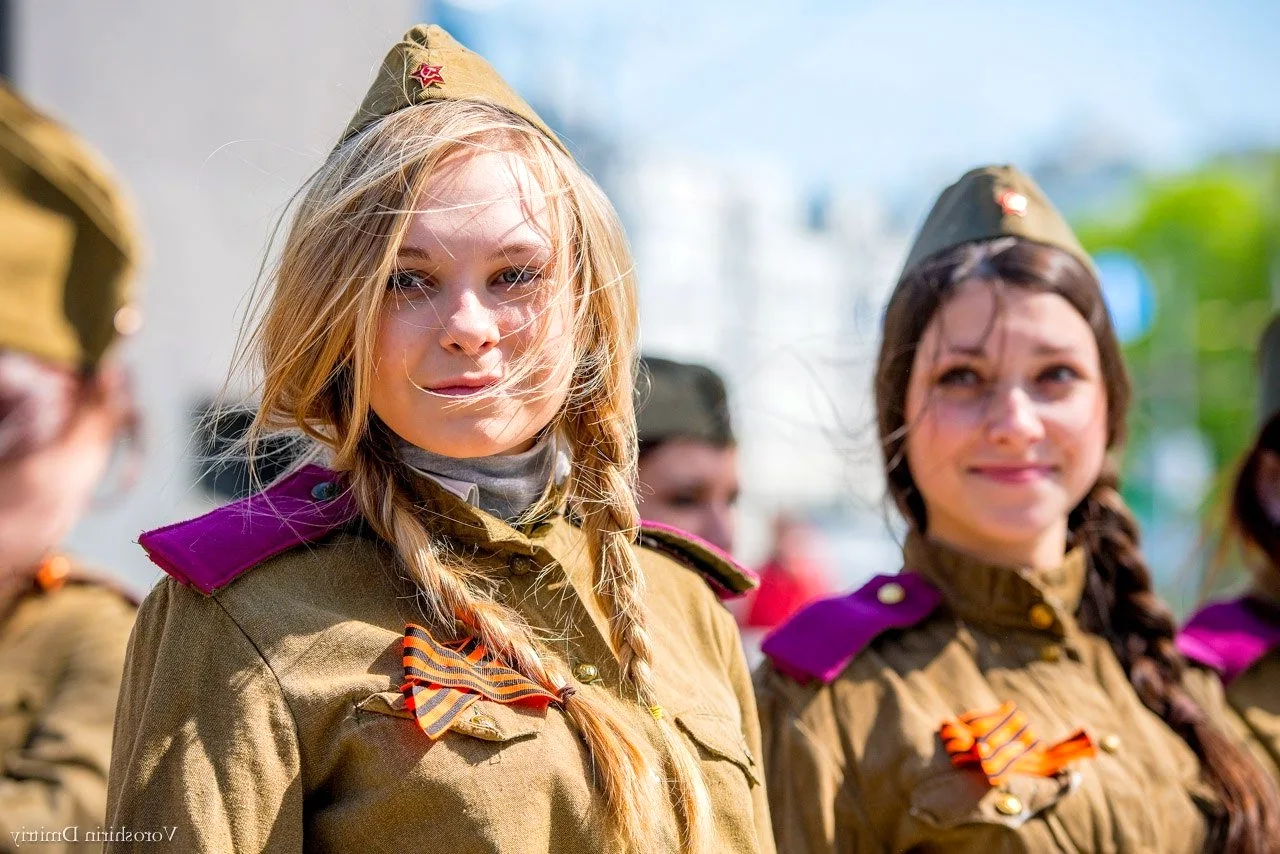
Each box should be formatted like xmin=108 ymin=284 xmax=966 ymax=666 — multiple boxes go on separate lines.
xmin=399 ymin=433 xmax=570 ymax=523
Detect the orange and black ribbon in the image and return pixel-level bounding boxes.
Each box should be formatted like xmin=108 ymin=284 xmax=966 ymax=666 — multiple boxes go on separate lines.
xmin=939 ymin=700 xmax=1096 ymax=786
xmin=400 ymin=624 xmax=560 ymax=739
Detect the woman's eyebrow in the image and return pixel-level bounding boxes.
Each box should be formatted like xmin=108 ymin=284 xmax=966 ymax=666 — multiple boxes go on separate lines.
xmin=396 ymin=245 xmax=433 ymax=264
xmin=487 ymin=241 xmax=551 ymax=263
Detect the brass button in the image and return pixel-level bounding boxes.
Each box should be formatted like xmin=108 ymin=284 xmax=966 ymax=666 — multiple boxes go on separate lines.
xmin=469 ymin=713 xmax=498 ymax=731
xmin=1100 ymin=733 xmax=1122 ymax=754
xmin=877 ymin=582 xmax=906 ymax=605
xmin=1028 ymin=603 xmax=1055 ymax=630
xmin=572 ymin=662 xmax=600 ymax=683
xmin=510 ymin=556 xmax=536 ymax=575
xmin=994 ymin=793 xmax=1024 ymax=816
xmin=1039 ymin=645 xmax=1062 ymax=663
xmin=310 ymin=481 xmax=337 ymax=501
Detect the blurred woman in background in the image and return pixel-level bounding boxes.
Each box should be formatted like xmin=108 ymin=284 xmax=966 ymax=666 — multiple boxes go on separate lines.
xmin=635 ymin=355 xmax=740 ymax=553
xmin=0 ymin=83 xmax=140 ymax=852
xmin=1179 ymin=315 xmax=1280 ymax=782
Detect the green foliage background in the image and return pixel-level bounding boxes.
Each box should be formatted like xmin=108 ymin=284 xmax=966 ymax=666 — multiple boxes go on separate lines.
xmin=1075 ymin=153 xmax=1280 ymax=531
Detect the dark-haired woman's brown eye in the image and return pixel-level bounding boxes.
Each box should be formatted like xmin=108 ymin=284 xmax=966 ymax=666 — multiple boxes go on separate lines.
xmin=1037 ymin=365 xmax=1081 ymax=386
xmin=937 ymin=366 xmax=983 ymax=388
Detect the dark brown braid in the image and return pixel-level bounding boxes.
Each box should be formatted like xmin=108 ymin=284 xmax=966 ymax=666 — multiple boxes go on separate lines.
xmin=1073 ymin=464 xmax=1280 ymax=853
xmin=876 ymin=237 xmax=1280 ymax=853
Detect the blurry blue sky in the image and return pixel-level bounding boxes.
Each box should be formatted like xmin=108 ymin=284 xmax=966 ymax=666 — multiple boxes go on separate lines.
xmin=437 ymin=0 xmax=1280 ymax=198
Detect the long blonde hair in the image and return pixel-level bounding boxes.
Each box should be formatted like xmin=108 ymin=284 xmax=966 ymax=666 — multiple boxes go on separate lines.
xmin=234 ymin=100 xmax=711 ymax=852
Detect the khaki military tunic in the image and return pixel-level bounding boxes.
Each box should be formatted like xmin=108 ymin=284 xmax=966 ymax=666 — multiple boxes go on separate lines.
xmin=0 ymin=565 xmax=136 ymax=854
xmin=756 ymin=535 xmax=1228 ymax=853
xmin=107 ymin=472 xmax=772 ymax=853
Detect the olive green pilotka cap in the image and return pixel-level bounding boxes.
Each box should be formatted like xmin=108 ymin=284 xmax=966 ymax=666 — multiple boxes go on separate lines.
xmin=1257 ymin=315 xmax=1280 ymax=426
xmin=897 ymin=164 xmax=1092 ymax=283
xmin=636 ymin=356 xmax=735 ymax=447
xmin=340 ymin=24 xmax=567 ymax=154
xmin=0 ymin=82 xmax=141 ymax=369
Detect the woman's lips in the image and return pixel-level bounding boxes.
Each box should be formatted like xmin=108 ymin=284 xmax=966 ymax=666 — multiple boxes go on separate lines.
xmin=968 ymin=464 xmax=1055 ymax=484
xmin=424 ymin=374 xmax=501 ymax=396
xmin=428 ymin=383 xmax=495 ymax=397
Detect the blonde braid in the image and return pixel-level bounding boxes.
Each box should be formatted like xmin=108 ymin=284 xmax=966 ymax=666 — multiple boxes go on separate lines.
xmin=565 ymin=387 xmax=713 ymax=853
xmin=345 ymin=433 xmax=665 ymax=851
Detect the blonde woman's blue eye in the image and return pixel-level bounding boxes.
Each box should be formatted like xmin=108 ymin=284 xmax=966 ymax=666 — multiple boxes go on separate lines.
xmin=495 ymin=267 xmax=539 ymax=287
xmin=388 ymin=270 xmax=428 ymax=291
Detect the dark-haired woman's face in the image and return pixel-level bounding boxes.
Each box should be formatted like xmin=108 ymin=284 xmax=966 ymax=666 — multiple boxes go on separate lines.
xmin=902 ymin=279 xmax=1108 ymax=568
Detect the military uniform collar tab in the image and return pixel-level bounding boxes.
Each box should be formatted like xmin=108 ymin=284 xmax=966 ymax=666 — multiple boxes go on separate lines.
xmin=637 ymin=521 xmax=759 ymax=599
xmin=139 ymin=464 xmax=358 ymax=595
xmin=762 ymin=573 xmax=942 ymax=683
xmin=1178 ymin=596 xmax=1280 ymax=684
xmin=905 ymin=532 xmax=1087 ymax=637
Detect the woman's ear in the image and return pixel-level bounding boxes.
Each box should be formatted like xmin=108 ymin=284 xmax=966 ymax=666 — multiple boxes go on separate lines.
xmin=1255 ymin=449 xmax=1280 ymax=525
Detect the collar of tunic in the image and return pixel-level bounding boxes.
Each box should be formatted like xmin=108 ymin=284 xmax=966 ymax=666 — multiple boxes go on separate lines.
xmin=904 ymin=532 xmax=1087 ymax=639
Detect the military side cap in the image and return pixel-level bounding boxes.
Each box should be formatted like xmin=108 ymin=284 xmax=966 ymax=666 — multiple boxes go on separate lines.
xmin=0 ymin=83 xmax=141 ymax=369
xmin=340 ymin=24 xmax=567 ymax=154
xmin=1257 ymin=315 xmax=1280 ymax=426
xmin=636 ymin=356 xmax=734 ymax=447
xmin=898 ymin=164 xmax=1091 ymax=281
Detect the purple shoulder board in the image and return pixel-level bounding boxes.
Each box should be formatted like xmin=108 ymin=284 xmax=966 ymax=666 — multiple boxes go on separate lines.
xmin=762 ymin=573 xmax=942 ymax=683
xmin=1177 ymin=597 xmax=1280 ymax=684
xmin=138 ymin=465 xmax=358 ymax=595
xmin=638 ymin=520 xmax=759 ymax=600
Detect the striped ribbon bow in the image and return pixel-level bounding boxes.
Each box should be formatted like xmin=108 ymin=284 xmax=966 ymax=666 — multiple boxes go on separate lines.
xmin=400 ymin=624 xmax=560 ymax=739
xmin=939 ymin=700 xmax=1096 ymax=785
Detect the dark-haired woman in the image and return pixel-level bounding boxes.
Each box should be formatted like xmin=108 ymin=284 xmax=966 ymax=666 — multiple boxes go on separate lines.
xmin=755 ymin=165 xmax=1280 ymax=853
xmin=1179 ymin=317 xmax=1280 ymax=783
xmin=0 ymin=84 xmax=140 ymax=851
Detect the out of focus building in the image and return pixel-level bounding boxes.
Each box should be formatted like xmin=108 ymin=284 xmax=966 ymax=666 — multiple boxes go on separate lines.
xmin=612 ymin=152 xmax=907 ymax=564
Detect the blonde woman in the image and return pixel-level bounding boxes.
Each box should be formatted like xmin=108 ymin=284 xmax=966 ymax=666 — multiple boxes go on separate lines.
xmin=106 ymin=26 xmax=770 ymax=854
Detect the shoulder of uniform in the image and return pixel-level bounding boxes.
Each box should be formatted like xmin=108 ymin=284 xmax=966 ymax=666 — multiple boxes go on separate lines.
xmin=761 ymin=573 xmax=942 ymax=684
xmin=636 ymin=520 xmax=758 ymax=600
xmin=138 ymin=465 xmax=358 ymax=596
xmin=1177 ymin=596 xmax=1280 ymax=684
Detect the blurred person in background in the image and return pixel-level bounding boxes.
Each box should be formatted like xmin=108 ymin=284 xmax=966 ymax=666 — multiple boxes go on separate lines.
xmin=0 ymin=84 xmax=141 ymax=852
xmin=635 ymin=355 xmax=739 ymax=553
xmin=756 ymin=165 xmax=1280 ymax=853
xmin=1178 ymin=315 xmax=1280 ymax=782
xmin=106 ymin=27 xmax=771 ymax=854
xmin=742 ymin=513 xmax=829 ymax=632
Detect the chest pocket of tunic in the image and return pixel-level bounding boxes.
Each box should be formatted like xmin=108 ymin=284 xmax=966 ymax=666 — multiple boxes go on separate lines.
xmin=675 ymin=710 xmax=760 ymax=786
xmin=908 ymin=769 xmax=1074 ymax=831
xmin=355 ymin=690 xmax=546 ymax=743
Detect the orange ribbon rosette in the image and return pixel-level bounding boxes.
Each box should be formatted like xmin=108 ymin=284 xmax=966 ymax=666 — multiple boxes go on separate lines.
xmin=939 ymin=700 xmax=1096 ymax=786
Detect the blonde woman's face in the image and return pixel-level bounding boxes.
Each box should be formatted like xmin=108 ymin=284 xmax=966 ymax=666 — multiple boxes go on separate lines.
xmin=902 ymin=280 xmax=1108 ymax=568
xmin=370 ymin=149 xmax=575 ymax=458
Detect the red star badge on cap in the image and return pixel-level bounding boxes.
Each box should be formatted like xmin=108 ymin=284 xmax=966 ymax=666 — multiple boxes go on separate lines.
xmin=998 ymin=190 xmax=1028 ymax=217
xmin=410 ymin=63 xmax=445 ymax=89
